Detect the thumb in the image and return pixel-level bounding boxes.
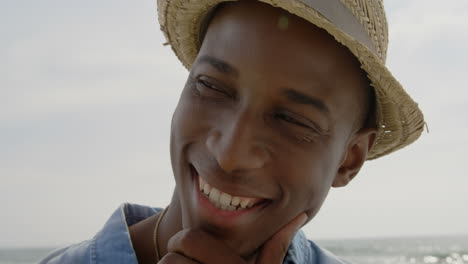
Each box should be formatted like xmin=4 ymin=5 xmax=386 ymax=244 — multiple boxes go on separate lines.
xmin=256 ymin=213 xmax=308 ymax=264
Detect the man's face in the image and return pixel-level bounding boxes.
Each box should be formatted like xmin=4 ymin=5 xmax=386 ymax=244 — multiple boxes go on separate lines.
xmin=169 ymin=0 xmax=370 ymax=259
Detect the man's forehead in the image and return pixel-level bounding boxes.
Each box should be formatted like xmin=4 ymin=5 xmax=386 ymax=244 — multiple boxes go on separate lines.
xmin=202 ymin=1 xmax=353 ymax=63
xmin=199 ymin=1 xmax=364 ymax=89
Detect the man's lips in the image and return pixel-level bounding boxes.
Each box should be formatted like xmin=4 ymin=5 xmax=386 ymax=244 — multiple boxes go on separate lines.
xmin=190 ymin=164 xmax=271 ymax=212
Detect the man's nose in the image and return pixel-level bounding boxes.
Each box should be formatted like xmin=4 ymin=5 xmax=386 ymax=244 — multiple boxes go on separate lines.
xmin=205 ymin=113 xmax=270 ymax=173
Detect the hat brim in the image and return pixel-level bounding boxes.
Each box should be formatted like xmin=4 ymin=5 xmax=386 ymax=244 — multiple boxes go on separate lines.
xmin=157 ymin=0 xmax=425 ymax=159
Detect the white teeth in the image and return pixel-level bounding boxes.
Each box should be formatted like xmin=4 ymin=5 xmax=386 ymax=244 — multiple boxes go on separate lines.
xmin=199 ymin=177 xmax=212 ymax=195
xmin=231 ymin=196 xmax=240 ymax=206
xmin=199 ymin=177 xmax=204 ymax=190
xmin=209 ymin=188 xmax=220 ymax=202
xmin=203 ymin=183 xmax=211 ymax=195
xmin=240 ymin=198 xmax=251 ymax=209
xmin=219 ymin=193 xmax=232 ymax=207
xmin=198 ymin=176 xmax=260 ymax=211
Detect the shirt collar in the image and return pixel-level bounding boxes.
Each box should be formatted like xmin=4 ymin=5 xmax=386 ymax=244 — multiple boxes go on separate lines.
xmin=93 ymin=204 xmax=159 ymax=263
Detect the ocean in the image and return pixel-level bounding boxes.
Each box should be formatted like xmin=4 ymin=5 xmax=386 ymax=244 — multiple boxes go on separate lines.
xmin=1 ymin=235 xmax=467 ymax=264
xmin=316 ymin=235 xmax=468 ymax=264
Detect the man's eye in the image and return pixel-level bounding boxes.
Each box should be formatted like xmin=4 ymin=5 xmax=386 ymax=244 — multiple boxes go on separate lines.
xmin=274 ymin=112 xmax=325 ymax=143
xmin=197 ymin=79 xmax=213 ymax=89
xmin=275 ymin=112 xmax=309 ymax=128
xmin=196 ymin=78 xmax=230 ymax=97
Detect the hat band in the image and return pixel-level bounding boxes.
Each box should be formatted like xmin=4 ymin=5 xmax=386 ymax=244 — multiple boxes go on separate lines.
xmin=297 ymin=0 xmax=377 ymax=54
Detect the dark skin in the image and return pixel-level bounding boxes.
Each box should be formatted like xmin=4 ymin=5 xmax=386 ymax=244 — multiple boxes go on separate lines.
xmin=130 ymin=1 xmax=376 ymax=263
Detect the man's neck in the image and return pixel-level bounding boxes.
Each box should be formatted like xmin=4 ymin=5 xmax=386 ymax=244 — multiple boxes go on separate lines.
xmin=128 ymin=194 xmax=182 ymax=264
xmin=158 ymin=194 xmax=183 ymax=258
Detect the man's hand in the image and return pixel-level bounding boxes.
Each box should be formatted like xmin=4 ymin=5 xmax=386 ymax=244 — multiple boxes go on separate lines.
xmin=159 ymin=213 xmax=307 ymax=264
xmin=256 ymin=213 xmax=307 ymax=263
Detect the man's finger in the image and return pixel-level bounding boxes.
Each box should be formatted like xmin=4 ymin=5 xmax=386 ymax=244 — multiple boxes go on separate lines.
xmin=158 ymin=252 xmax=200 ymax=264
xmin=256 ymin=213 xmax=308 ymax=264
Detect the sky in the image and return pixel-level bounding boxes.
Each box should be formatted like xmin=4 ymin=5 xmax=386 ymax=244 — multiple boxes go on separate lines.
xmin=1 ymin=0 xmax=467 ymax=248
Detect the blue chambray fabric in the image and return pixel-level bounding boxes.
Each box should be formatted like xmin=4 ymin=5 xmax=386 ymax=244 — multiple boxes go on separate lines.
xmin=39 ymin=203 xmax=350 ymax=264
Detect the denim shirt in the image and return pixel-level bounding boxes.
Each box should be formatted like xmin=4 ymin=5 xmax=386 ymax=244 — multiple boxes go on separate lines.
xmin=39 ymin=203 xmax=350 ymax=264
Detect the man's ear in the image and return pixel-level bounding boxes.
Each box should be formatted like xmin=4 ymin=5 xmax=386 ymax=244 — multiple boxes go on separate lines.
xmin=332 ymin=128 xmax=377 ymax=188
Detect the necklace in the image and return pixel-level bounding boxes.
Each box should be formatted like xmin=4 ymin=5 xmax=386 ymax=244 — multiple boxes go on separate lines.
xmin=153 ymin=206 xmax=168 ymax=263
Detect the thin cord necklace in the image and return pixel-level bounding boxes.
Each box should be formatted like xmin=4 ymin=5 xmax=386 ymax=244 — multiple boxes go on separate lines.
xmin=153 ymin=206 xmax=168 ymax=263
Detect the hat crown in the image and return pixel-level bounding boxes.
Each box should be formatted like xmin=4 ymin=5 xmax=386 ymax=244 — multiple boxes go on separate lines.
xmin=339 ymin=0 xmax=388 ymax=62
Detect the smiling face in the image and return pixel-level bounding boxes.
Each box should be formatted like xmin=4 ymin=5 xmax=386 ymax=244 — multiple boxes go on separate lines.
xmin=169 ymin=0 xmax=375 ymax=259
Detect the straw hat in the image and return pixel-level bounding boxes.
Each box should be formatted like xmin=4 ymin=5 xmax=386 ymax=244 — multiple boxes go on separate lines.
xmin=157 ymin=0 xmax=425 ymax=159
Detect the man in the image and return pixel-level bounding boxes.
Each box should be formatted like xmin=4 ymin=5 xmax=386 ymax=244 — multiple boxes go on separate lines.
xmin=40 ymin=0 xmax=424 ymax=263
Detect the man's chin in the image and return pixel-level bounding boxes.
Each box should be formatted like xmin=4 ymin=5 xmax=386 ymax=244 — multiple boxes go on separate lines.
xmin=194 ymin=220 xmax=265 ymax=261
xmin=243 ymin=250 xmax=260 ymax=264
xmin=220 ymin=233 xmax=265 ymax=261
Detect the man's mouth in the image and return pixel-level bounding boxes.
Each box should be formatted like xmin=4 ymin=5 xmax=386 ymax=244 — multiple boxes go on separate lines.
xmin=190 ymin=164 xmax=270 ymax=213
xmin=198 ymin=177 xmax=264 ymax=211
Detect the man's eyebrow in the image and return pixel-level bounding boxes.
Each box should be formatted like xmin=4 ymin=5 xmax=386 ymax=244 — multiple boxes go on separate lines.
xmin=197 ymin=55 xmax=239 ymax=77
xmin=283 ymin=89 xmax=330 ymax=114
